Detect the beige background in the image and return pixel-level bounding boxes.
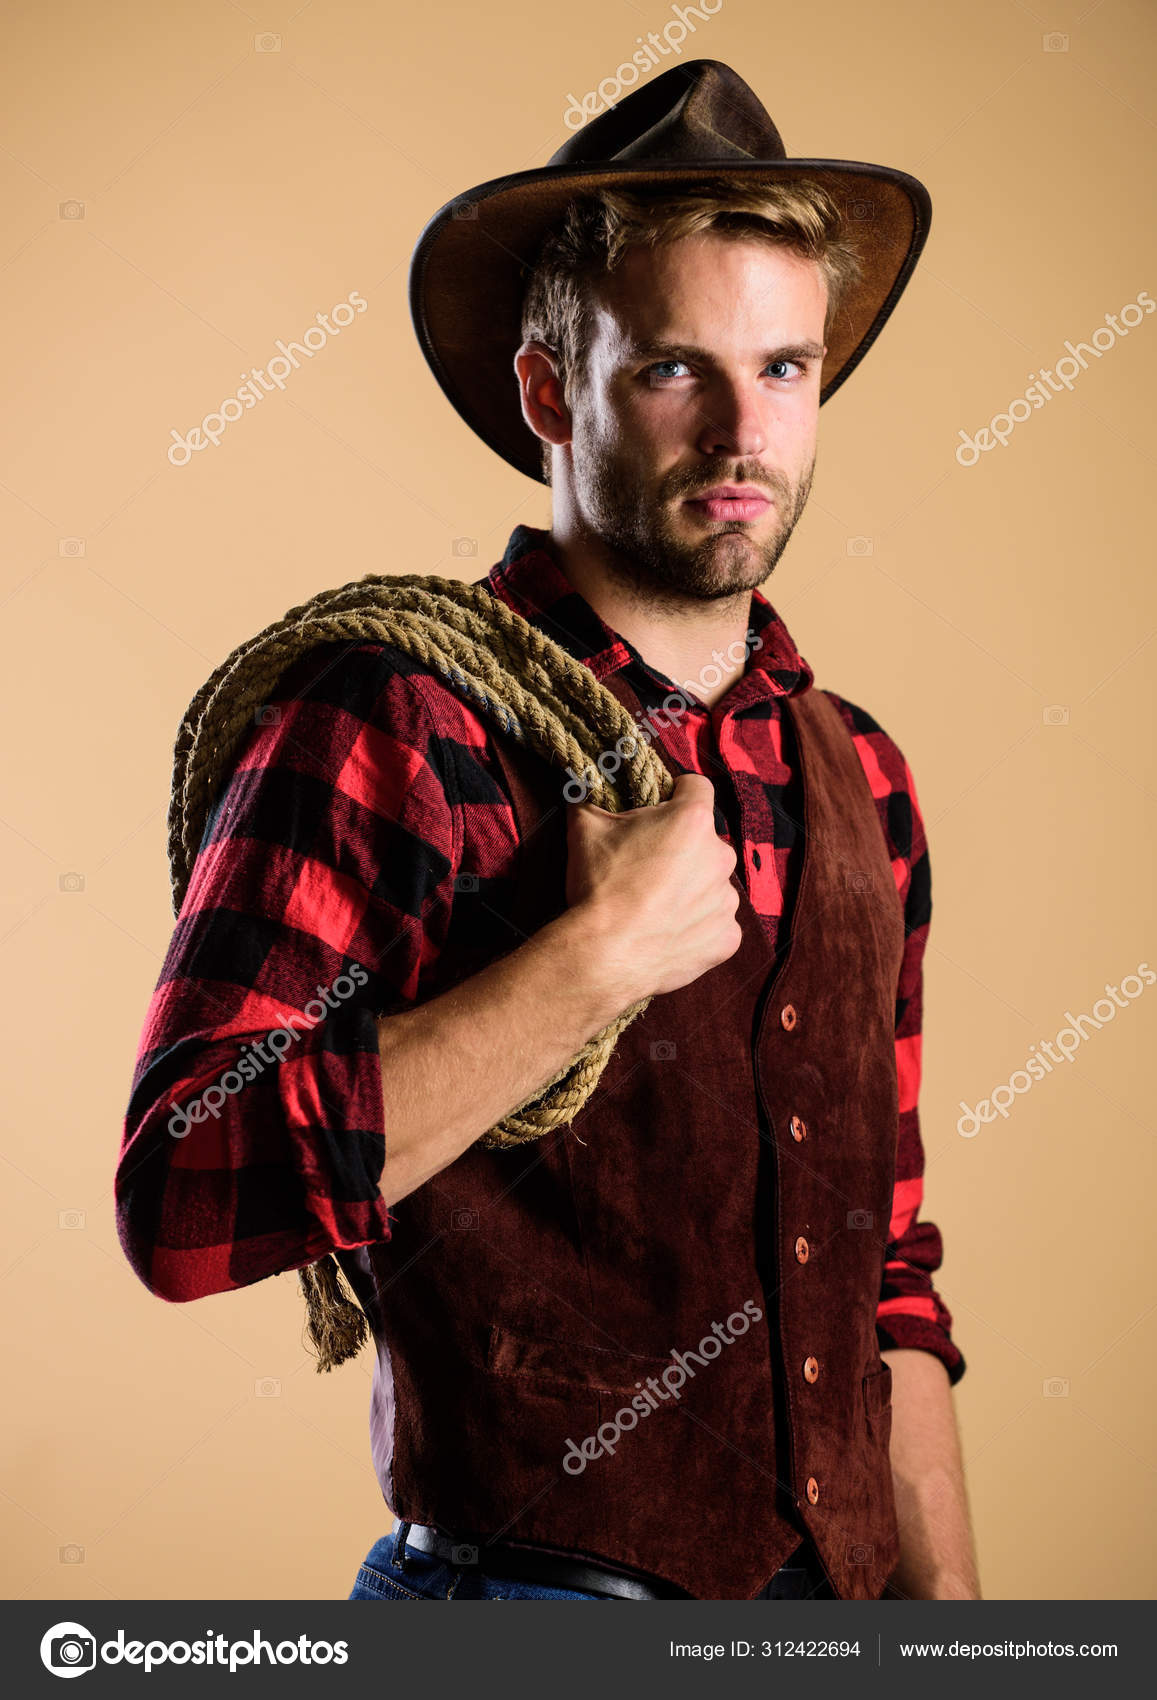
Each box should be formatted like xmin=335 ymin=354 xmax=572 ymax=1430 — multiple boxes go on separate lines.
xmin=2 ymin=0 xmax=1154 ymax=1602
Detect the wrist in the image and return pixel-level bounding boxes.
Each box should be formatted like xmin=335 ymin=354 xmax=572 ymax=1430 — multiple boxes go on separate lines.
xmin=540 ymin=902 xmax=647 ymax=1027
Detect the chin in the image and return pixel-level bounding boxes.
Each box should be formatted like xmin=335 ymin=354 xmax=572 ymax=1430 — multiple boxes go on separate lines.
xmin=698 ymin=528 xmax=769 ymax=562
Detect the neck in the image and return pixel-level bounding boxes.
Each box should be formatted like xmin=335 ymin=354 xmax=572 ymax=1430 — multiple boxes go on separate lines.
xmin=548 ymin=521 xmax=758 ymax=711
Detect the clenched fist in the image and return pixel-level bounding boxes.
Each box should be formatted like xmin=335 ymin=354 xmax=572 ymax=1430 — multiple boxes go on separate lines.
xmin=565 ymin=771 xmax=743 ymax=1004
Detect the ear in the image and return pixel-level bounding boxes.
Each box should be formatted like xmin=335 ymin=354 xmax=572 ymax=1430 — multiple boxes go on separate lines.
xmin=513 ymin=339 xmax=573 ymax=450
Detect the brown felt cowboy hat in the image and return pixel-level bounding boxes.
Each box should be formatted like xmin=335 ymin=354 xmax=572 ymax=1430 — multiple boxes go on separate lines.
xmin=408 ymin=58 xmax=932 ymax=485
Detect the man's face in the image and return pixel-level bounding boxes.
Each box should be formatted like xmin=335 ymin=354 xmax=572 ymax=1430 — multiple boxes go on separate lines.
xmin=564 ymin=233 xmax=827 ymax=601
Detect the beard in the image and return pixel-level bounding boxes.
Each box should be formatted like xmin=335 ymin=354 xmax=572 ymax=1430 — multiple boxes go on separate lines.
xmin=570 ymin=426 xmax=816 ymax=604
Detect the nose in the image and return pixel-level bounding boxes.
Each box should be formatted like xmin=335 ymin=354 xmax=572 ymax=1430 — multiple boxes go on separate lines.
xmin=694 ymin=376 xmax=767 ymax=460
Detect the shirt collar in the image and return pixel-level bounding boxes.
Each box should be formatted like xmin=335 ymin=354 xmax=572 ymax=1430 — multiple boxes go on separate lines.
xmin=478 ymin=524 xmax=814 ymax=713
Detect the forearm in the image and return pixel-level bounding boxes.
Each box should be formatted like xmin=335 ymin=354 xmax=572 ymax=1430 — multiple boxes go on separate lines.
xmin=881 ymin=1346 xmax=981 ymax=1600
xmin=376 ymin=904 xmax=634 ymax=1206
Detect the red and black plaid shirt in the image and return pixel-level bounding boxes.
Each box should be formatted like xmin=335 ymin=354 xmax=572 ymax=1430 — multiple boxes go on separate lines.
xmin=117 ymin=523 xmax=965 ymax=1384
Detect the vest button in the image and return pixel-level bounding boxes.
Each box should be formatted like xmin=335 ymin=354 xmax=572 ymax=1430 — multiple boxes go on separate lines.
xmin=790 ymin=1114 xmax=807 ymax=1141
xmin=794 ymin=1235 xmax=809 ymax=1263
xmin=803 ymin=1355 xmax=820 ymax=1382
xmin=806 ymin=1476 xmax=820 ymax=1505
xmin=780 ymin=1003 xmax=798 ymax=1030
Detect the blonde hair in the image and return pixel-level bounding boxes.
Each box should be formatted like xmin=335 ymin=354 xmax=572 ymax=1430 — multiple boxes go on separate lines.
xmin=520 ymin=179 xmax=863 ymax=481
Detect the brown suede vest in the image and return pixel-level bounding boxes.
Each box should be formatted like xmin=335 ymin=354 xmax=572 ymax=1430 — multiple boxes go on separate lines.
xmin=338 ymin=681 xmax=906 ymax=1601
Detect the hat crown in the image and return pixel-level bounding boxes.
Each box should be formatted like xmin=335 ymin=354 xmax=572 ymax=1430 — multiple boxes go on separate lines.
xmin=548 ymin=59 xmax=787 ymax=170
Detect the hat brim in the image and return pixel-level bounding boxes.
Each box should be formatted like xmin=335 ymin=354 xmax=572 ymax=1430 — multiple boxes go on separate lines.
xmin=409 ymin=158 xmax=931 ymax=484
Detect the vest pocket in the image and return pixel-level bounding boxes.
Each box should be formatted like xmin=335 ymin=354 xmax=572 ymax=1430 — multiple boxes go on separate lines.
xmin=861 ymin=1361 xmax=894 ymax=1439
xmin=486 ymin=1324 xmax=677 ymax=1396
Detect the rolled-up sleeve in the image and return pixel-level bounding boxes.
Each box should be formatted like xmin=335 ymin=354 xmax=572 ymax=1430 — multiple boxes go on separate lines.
xmin=116 ymin=641 xmax=458 ymax=1302
xmin=874 ymin=757 xmax=966 ymax=1385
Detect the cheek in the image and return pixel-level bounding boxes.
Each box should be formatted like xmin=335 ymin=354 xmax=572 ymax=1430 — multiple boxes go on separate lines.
xmin=581 ymin=392 xmax=649 ymax=462
xmin=617 ymin=388 xmax=690 ymax=451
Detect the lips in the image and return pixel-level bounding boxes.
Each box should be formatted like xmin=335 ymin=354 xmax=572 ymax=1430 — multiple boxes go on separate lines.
xmin=686 ymin=492 xmax=772 ymax=522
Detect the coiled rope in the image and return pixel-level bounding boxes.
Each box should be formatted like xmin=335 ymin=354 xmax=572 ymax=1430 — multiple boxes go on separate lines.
xmin=167 ymin=572 xmax=674 ymax=1370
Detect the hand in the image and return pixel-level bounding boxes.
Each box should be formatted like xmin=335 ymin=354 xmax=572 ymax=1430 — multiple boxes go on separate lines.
xmin=564 ymin=771 xmax=742 ymax=1004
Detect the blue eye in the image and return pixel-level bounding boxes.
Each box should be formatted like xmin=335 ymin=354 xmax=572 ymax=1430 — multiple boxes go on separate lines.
xmin=646 ymin=360 xmax=690 ymax=381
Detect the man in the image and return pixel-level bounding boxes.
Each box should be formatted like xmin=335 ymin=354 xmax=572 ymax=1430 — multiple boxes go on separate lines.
xmin=118 ymin=61 xmax=979 ymax=1602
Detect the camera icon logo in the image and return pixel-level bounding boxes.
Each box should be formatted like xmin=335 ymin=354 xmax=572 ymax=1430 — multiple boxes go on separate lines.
xmin=649 ymin=1040 xmax=677 ymax=1061
xmin=847 ymin=1208 xmax=874 ymax=1230
xmin=453 ymin=872 xmax=479 ymax=893
xmin=254 ymin=705 xmax=281 ymax=726
xmin=451 ymin=1543 xmax=480 ymax=1564
xmin=846 ymin=536 xmax=874 ymax=556
xmin=451 ymin=537 xmax=478 ymax=557
xmin=40 ymin=1621 xmax=96 ymax=1676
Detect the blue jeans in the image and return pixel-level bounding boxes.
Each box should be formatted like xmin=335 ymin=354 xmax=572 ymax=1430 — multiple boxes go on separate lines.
xmin=347 ymin=1523 xmax=835 ymax=1600
xmin=348 ymin=1524 xmax=613 ymax=1600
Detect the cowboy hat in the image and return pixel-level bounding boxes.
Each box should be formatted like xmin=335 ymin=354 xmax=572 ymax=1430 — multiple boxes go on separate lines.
xmin=409 ymin=58 xmax=931 ymax=483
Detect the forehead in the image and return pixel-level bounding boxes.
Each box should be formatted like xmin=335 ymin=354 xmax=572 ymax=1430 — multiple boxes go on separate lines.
xmin=588 ymin=234 xmax=828 ymax=350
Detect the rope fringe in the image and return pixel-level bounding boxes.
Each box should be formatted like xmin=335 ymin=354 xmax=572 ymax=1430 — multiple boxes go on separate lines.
xmin=298 ymin=1256 xmax=370 ymax=1373
xmin=167 ymin=572 xmax=674 ymax=1371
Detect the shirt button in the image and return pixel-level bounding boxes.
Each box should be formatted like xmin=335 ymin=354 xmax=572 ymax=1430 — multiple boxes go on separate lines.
xmin=806 ymin=1476 xmax=820 ymax=1505
xmin=794 ymin=1235 xmax=809 ymax=1263
xmin=780 ymin=1003 xmax=797 ymax=1030
xmin=790 ymin=1114 xmax=807 ymax=1141
xmin=803 ymin=1356 xmax=820 ymax=1383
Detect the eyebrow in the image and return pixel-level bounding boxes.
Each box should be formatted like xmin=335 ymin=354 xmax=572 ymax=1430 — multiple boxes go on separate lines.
xmin=624 ymin=338 xmax=826 ymax=366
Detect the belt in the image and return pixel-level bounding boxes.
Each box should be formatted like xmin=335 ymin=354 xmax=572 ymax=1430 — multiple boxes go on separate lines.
xmin=398 ymin=1522 xmax=695 ymax=1600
